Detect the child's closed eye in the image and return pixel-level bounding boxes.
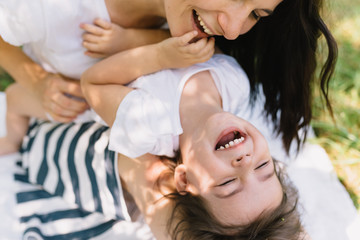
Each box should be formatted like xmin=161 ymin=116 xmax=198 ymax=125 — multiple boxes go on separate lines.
xmin=255 ymin=161 xmax=269 ymax=170
xmin=218 ymin=178 xmax=236 ymax=186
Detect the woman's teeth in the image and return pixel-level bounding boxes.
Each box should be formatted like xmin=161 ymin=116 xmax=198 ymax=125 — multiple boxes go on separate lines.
xmin=216 ymin=136 xmax=245 ymax=151
xmin=195 ymin=11 xmax=213 ymax=35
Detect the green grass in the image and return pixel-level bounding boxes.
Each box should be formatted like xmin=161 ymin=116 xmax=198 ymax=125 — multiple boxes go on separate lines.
xmin=311 ymin=0 xmax=360 ymax=209
xmin=0 ymin=69 xmax=13 ymax=91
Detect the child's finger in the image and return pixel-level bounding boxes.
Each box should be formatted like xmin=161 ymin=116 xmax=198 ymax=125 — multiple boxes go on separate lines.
xmin=201 ymin=38 xmax=216 ymax=59
xmin=202 ymin=37 xmax=215 ymax=53
xmin=177 ymin=31 xmax=199 ymax=46
xmin=199 ymin=38 xmax=215 ymax=57
xmin=94 ymin=18 xmax=112 ymax=30
xmin=80 ymin=23 xmax=104 ymax=36
xmin=186 ymin=37 xmax=208 ymax=53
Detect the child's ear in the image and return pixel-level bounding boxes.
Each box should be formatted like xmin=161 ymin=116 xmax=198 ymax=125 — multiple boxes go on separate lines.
xmin=174 ymin=164 xmax=188 ymax=195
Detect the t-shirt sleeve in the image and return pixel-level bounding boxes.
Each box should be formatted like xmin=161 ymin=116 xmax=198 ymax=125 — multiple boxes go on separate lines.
xmin=208 ymin=55 xmax=251 ymax=113
xmin=0 ymin=0 xmax=45 ymax=46
xmin=109 ymin=90 xmax=175 ymax=158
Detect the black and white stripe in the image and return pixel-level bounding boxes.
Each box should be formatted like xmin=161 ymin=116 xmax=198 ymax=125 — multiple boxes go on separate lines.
xmin=14 ymin=120 xmax=153 ymax=239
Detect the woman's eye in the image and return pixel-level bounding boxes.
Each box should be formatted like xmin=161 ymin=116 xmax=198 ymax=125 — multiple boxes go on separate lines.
xmin=255 ymin=161 xmax=269 ymax=170
xmin=219 ymin=178 xmax=235 ymax=186
xmin=251 ymin=11 xmax=261 ymax=21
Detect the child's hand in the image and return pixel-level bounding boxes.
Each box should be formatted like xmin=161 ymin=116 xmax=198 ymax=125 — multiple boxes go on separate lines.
xmin=156 ymin=31 xmax=215 ymax=69
xmin=80 ymin=18 xmax=132 ymax=58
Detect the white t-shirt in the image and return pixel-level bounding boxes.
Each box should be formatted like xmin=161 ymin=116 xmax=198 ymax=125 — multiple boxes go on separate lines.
xmin=109 ymin=54 xmax=250 ymax=158
xmin=0 ymin=0 xmax=110 ymax=79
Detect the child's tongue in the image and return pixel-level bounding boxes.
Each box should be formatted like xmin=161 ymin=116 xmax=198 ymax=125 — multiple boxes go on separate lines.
xmin=217 ymin=132 xmax=235 ymax=148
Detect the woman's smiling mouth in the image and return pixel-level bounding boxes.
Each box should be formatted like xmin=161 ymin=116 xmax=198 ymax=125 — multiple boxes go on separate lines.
xmin=193 ymin=10 xmax=214 ymax=36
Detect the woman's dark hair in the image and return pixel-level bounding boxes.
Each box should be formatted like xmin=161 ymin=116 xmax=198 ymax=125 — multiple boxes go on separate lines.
xmin=215 ymin=0 xmax=337 ymax=153
xmin=157 ymin=155 xmax=304 ymax=240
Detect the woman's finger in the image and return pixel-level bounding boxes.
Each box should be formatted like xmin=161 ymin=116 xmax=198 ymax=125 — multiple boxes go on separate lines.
xmin=45 ymin=110 xmax=76 ymax=123
xmin=57 ymin=78 xmax=84 ymax=98
xmin=84 ymin=50 xmax=106 ymax=58
xmin=82 ymin=41 xmax=101 ymax=53
xmin=52 ymin=93 xmax=88 ymax=113
xmin=82 ymin=33 xmax=100 ymax=44
xmin=51 ymin=99 xmax=87 ymax=117
xmin=80 ymin=23 xmax=104 ymax=36
xmin=94 ymin=18 xmax=112 ymax=30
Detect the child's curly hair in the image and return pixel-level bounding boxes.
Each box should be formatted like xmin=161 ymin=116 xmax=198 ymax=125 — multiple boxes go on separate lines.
xmin=157 ymin=153 xmax=304 ymax=240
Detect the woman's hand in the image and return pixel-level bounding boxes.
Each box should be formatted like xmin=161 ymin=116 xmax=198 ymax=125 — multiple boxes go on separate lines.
xmin=37 ymin=73 xmax=89 ymax=122
xmin=0 ymin=36 xmax=89 ymax=122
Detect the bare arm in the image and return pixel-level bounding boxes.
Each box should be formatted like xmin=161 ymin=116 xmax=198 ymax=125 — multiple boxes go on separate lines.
xmin=0 ymin=36 xmax=47 ymax=91
xmin=81 ymin=18 xmax=171 ymax=58
xmin=0 ymin=36 xmax=89 ymax=122
xmin=117 ymin=153 xmax=173 ymax=240
xmin=81 ymin=31 xmax=214 ymax=126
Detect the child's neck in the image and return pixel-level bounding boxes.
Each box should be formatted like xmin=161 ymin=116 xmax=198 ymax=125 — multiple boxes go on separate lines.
xmin=179 ymin=71 xmax=222 ymax=133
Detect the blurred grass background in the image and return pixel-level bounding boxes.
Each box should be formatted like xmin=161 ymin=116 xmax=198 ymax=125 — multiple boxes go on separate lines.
xmin=0 ymin=0 xmax=359 ymax=209
xmin=312 ymin=0 xmax=360 ymax=209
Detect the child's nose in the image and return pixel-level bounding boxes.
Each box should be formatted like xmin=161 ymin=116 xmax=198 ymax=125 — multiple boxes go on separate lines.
xmin=232 ymin=153 xmax=252 ymax=168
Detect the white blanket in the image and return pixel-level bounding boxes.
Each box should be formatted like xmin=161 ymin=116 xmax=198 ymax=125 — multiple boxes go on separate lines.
xmin=0 ymin=91 xmax=359 ymax=239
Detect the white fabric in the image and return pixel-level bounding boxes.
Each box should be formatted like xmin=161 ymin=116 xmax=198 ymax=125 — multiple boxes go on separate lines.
xmin=0 ymin=154 xmax=154 ymax=240
xmin=234 ymin=87 xmax=360 ymax=239
xmin=0 ymin=0 xmax=109 ymax=123
xmin=21 ymin=120 xmax=130 ymax=222
xmin=0 ymin=0 xmax=109 ymax=79
xmin=109 ymin=54 xmax=250 ymax=158
xmin=0 ymin=91 xmax=359 ymax=239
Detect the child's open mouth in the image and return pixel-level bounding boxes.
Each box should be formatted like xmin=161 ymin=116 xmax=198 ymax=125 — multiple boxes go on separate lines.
xmin=215 ymin=130 xmax=245 ymax=151
xmin=192 ymin=10 xmax=214 ymax=36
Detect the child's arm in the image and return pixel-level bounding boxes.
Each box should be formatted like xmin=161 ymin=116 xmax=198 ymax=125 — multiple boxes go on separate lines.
xmin=80 ymin=18 xmax=171 ymax=58
xmin=81 ymin=31 xmax=215 ymax=126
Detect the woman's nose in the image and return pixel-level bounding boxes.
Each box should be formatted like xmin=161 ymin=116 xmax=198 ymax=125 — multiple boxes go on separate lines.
xmin=217 ymin=4 xmax=251 ymax=40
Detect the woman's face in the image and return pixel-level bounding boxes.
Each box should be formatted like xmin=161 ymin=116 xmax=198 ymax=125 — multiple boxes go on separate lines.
xmin=177 ymin=112 xmax=283 ymax=225
xmin=164 ymin=0 xmax=283 ymax=40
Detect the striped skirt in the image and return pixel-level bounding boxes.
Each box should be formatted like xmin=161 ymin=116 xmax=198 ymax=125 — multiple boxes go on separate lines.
xmin=15 ymin=119 xmax=154 ymax=240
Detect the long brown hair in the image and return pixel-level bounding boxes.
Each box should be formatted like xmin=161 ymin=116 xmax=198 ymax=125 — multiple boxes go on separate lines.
xmin=157 ymin=155 xmax=304 ymax=240
xmin=216 ymin=0 xmax=338 ymax=154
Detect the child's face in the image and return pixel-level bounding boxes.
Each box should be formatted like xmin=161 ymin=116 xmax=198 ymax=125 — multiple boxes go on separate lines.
xmin=177 ymin=112 xmax=283 ymax=225
xmin=164 ymin=0 xmax=283 ymax=40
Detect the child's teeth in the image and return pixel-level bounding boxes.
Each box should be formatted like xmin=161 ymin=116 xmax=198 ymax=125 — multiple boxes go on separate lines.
xmin=216 ymin=137 xmax=245 ymax=151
